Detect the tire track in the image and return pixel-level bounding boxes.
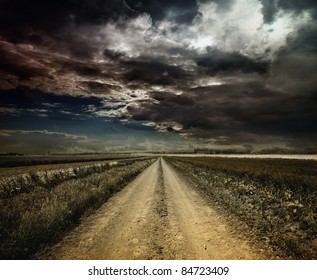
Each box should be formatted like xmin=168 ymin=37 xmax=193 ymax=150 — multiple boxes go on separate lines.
xmin=161 ymin=159 xmax=271 ymax=259
xmin=36 ymin=158 xmax=276 ymax=260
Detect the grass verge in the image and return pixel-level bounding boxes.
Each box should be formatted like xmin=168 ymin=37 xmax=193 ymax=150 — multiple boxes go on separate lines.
xmin=0 ymin=158 xmax=155 ymax=259
xmin=165 ymin=156 xmax=317 ymax=259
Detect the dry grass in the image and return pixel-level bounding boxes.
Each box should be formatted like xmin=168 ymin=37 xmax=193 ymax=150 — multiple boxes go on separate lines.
xmin=0 ymin=158 xmax=155 ymax=259
xmin=166 ymin=156 xmax=317 ymax=259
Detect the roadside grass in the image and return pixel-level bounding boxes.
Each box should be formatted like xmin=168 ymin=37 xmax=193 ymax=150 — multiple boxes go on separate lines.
xmin=165 ymin=157 xmax=317 ymax=259
xmin=0 ymin=158 xmax=150 ymax=199
xmin=0 ymin=158 xmax=155 ymax=259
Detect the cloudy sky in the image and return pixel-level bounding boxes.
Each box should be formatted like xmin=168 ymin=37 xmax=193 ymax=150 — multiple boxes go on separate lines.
xmin=0 ymin=0 xmax=316 ymax=154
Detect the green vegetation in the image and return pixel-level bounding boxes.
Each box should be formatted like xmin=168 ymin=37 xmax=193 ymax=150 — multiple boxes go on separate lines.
xmin=165 ymin=156 xmax=317 ymax=259
xmin=0 ymin=158 xmax=154 ymax=259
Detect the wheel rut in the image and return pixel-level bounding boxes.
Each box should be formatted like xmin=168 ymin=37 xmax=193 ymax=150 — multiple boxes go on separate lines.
xmin=36 ymin=158 xmax=276 ymax=260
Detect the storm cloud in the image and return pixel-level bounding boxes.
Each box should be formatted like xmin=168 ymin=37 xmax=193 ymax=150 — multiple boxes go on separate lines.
xmin=196 ymin=48 xmax=269 ymax=75
xmin=0 ymin=0 xmax=316 ymax=153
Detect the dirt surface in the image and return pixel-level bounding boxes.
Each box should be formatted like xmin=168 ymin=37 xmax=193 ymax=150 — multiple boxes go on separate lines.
xmin=37 ymin=158 xmax=276 ymax=260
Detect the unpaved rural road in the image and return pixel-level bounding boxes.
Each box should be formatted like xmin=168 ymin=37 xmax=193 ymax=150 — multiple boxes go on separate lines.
xmin=38 ymin=158 xmax=275 ymax=260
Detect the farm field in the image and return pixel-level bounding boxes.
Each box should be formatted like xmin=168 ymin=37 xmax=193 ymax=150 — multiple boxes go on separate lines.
xmin=0 ymin=156 xmax=154 ymax=259
xmin=165 ymin=154 xmax=317 ymax=161
xmin=0 ymin=155 xmax=316 ymax=260
xmin=166 ymin=156 xmax=317 ymax=259
xmin=0 ymin=153 xmax=143 ymax=168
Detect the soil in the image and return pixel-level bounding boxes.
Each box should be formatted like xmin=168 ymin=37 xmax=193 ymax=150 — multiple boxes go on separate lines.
xmin=36 ymin=158 xmax=277 ymax=260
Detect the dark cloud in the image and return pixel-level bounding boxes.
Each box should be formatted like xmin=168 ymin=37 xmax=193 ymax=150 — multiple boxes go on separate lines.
xmin=0 ymin=0 xmax=316 ymax=152
xmin=59 ymin=62 xmax=103 ymax=77
xmin=123 ymin=59 xmax=190 ymax=86
xmin=79 ymin=81 xmax=122 ymax=95
xmin=103 ymin=48 xmax=126 ymax=60
xmin=127 ymin=82 xmax=317 ymax=147
xmin=0 ymin=42 xmax=52 ymax=80
xmin=125 ymin=0 xmax=199 ymax=23
xmin=283 ymin=24 xmax=317 ymax=54
xmin=0 ymin=0 xmax=134 ymax=42
xmin=199 ymin=0 xmax=235 ymax=12
xmin=150 ymin=91 xmax=195 ymax=106
xmin=269 ymin=50 xmax=317 ymax=96
xmin=261 ymin=0 xmax=317 ymax=23
xmin=260 ymin=0 xmax=279 ymax=23
xmin=196 ymin=48 xmax=269 ymax=75
xmin=0 ymin=41 xmax=106 ymax=92
xmin=278 ymin=0 xmax=317 ymax=11
xmin=49 ymin=28 xmax=100 ymax=60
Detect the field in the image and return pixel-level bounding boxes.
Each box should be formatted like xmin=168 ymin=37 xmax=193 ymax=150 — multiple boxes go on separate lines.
xmin=0 ymin=156 xmax=154 ymax=259
xmin=0 ymin=155 xmax=316 ymax=260
xmin=0 ymin=153 xmax=142 ymax=168
xmin=165 ymin=156 xmax=317 ymax=259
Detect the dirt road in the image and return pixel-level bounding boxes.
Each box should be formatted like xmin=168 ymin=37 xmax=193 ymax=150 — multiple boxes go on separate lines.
xmin=37 ymin=158 xmax=275 ymax=259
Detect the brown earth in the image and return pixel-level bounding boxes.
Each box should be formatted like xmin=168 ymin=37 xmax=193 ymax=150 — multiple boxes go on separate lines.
xmin=36 ymin=158 xmax=277 ymax=260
